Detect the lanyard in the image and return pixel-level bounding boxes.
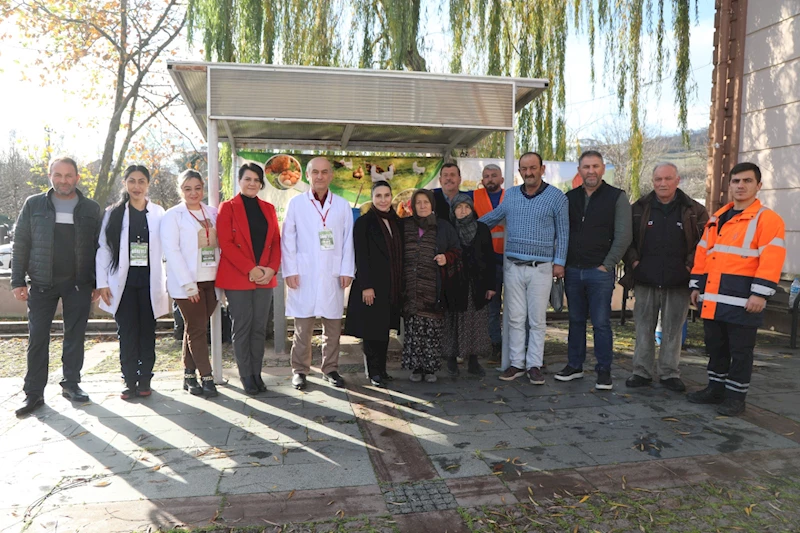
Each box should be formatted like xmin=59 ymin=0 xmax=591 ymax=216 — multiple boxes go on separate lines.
xmin=188 ymin=206 xmax=210 ymax=240
xmin=310 ymin=192 xmax=332 ymax=227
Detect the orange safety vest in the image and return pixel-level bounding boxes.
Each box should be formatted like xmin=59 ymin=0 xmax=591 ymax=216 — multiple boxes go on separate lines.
xmin=473 ymin=188 xmax=505 ymax=254
xmin=690 ymin=199 xmax=786 ymax=326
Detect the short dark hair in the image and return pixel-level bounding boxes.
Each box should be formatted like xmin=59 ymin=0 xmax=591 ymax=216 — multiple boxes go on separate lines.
xmin=49 ymin=156 xmax=79 ymax=175
xmin=372 ymin=180 xmax=392 ymax=193
xmin=238 ymin=162 xmax=265 ymax=189
xmin=578 ymin=150 xmax=604 ymax=165
xmin=441 ymin=162 xmax=461 ymax=176
xmin=519 ymin=152 xmax=543 ymax=166
xmin=730 ymin=162 xmax=761 ymax=183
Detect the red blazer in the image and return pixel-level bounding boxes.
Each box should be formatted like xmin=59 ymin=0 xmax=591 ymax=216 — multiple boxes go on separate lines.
xmin=215 ymin=194 xmax=281 ymax=290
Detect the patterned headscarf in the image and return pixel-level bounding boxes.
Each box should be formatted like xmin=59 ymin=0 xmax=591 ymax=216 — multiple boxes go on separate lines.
xmin=411 ymin=189 xmax=437 ymax=231
xmin=450 ymin=193 xmax=478 ymax=246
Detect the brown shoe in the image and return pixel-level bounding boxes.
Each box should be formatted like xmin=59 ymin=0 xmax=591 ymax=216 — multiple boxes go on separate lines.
xmin=499 ymin=366 xmax=525 ymax=381
xmin=528 ymin=367 xmax=545 ymax=385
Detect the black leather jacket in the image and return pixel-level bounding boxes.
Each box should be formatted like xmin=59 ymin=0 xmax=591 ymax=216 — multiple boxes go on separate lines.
xmin=11 ymin=189 xmax=102 ymax=289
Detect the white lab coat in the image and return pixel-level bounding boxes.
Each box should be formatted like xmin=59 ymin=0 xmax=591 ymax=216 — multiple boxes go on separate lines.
xmin=281 ymin=189 xmax=355 ymax=319
xmin=95 ymin=200 xmax=169 ymax=318
xmin=160 ymin=202 xmax=224 ymax=301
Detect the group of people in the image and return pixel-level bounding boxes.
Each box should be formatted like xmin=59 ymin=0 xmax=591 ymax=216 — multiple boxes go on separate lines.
xmin=12 ymin=151 xmax=786 ymax=420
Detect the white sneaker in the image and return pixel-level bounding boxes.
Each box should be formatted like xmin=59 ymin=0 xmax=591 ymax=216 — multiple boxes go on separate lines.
xmin=409 ymin=371 xmax=423 ymax=382
xmin=424 ymin=373 xmax=437 ymax=383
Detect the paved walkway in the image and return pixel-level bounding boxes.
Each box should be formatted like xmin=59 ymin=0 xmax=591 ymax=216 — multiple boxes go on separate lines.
xmin=1 ymin=326 xmax=799 ymax=532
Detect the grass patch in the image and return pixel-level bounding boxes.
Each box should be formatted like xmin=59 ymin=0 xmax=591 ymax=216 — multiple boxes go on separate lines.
xmin=0 ymin=337 xmax=109 ymax=378
xmin=87 ymin=337 xmax=238 ymax=374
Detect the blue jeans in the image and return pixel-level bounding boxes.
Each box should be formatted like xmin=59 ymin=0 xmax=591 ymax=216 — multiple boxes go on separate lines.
xmin=488 ymin=263 xmax=503 ymax=345
xmin=565 ymin=267 xmax=614 ymax=372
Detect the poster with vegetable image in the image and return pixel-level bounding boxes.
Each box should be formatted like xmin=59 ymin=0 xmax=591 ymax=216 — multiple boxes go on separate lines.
xmin=237 ymin=150 xmax=443 ymax=224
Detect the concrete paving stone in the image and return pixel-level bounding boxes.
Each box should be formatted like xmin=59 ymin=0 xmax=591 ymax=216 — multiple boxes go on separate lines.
xmin=108 ymin=426 xmax=232 ymax=452
xmin=728 ymin=447 xmax=800 ymax=477
xmin=504 ymin=469 xmax=594 ymax=501
xmin=429 ymin=451 xmax=495 ymax=479
xmin=0 ymin=471 xmax=68 ymax=510
xmin=748 ymin=392 xmax=800 ymax=423
xmin=481 ymin=445 xmax=597 ymax=473
xmin=217 ymin=459 xmax=377 ymax=494
xmin=306 ymin=419 xmax=365 ymax=443
xmin=497 ymin=406 xmax=621 ymax=429
xmin=576 ymin=433 xmax=711 ymax=466
xmin=222 ymin=485 xmax=387 ymax=527
xmin=439 ymin=399 xmax=515 ymax=416
xmin=228 ymin=422 xmax=308 ymax=446
xmin=282 ymin=439 xmax=372 ymax=466
xmin=447 ymin=383 xmax=528 ymax=402
xmin=530 ymin=417 xmax=674 ymax=446
xmin=0 ymin=418 xmax=78 ymax=454
xmin=741 ymin=404 xmax=800 ymax=445
xmin=675 ymin=413 xmax=800 ymax=454
xmin=407 ymin=413 xmax=509 ymax=436
xmin=577 ymin=460 xmax=689 ymax=492
xmin=391 ymin=509 xmax=470 ymax=532
xmin=82 ymin=394 xmax=210 ymax=418
xmin=514 ymin=391 xmax=620 ymax=411
xmin=599 ymin=402 xmax=685 ymax=420
xmin=24 ymin=495 xmax=222 ymax=533
xmin=12 ymin=445 xmax=135 ymax=479
xmin=446 ymin=475 xmax=518 ymax=507
xmin=189 ymin=442 xmax=290 ymax=469
xmin=416 ymin=428 xmax=542 ymax=455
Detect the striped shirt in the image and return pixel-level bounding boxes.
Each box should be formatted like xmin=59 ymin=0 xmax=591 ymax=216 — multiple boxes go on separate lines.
xmin=479 ymin=183 xmax=569 ymax=265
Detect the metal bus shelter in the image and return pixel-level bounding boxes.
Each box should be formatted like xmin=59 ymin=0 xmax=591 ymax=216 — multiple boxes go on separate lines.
xmin=167 ymin=61 xmax=549 ymax=381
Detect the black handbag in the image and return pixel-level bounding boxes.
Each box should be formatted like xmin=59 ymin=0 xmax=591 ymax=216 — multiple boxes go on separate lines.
xmin=550 ymin=277 xmax=565 ymax=312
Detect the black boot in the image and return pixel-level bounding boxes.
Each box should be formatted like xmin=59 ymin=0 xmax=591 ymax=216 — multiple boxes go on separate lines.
xmin=121 ymin=381 xmax=137 ymax=400
xmin=201 ymin=375 xmax=219 ymax=398
xmin=687 ymin=385 xmax=725 ymax=404
xmin=241 ymin=376 xmax=259 ymax=396
xmin=183 ymin=370 xmax=203 ymax=396
xmin=253 ymin=373 xmax=267 ymax=392
xmin=467 ymin=354 xmax=486 ymax=377
xmin=136 ymin=377 xmax=152 ymax=397
xmin=446 ymin=357 xmax=460 ymax=376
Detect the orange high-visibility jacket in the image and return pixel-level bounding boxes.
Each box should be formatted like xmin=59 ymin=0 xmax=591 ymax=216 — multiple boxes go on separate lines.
xmin=690 ymin=199 xmax=786 ymax=326
xmin=473 ymin=188 xmax=505 ymax=254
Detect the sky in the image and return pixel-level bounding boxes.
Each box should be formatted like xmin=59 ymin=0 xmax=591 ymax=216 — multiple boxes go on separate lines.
xmin=0 ymin=3 xmax=715 ymax=162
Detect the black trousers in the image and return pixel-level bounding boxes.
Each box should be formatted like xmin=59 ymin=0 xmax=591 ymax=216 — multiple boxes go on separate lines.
xmin=363 ymin=339 xmax=389 ymax=379
xmin=24 ymin=282 xmax=93 ymax=396
xmin=704 ymin=319 xmax=757 ymax=400
xmin=115 ymin=284 xmax=157 ymax=384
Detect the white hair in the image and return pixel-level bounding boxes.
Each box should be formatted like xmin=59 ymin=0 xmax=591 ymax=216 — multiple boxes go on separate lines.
xmin=652 ymin=162 xmax=680 ymax=177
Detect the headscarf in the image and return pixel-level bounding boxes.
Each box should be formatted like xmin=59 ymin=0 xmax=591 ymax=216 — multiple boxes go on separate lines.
xmin=411 ymin=189 xmax=437 ymax=231
xmin=450 ymin=193 xmax=478 ymax=246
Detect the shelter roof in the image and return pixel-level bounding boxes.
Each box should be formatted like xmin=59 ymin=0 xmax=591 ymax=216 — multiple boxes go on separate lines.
xmin=167 ymin=62 xmax=548 ymax=154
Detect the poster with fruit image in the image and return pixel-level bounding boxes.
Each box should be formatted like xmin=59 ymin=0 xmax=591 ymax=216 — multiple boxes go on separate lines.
xmin=237 ymin=150 xmax=444 ymax=224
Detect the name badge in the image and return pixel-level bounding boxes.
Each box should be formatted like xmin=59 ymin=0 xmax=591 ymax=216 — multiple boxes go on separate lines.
xmin=200 ymin=246 xmax=216 ymax=267
xmin=130 ymin=242 xmax=149 ymax=267
xmin=319 ymin=229 xmax=335 ymax=251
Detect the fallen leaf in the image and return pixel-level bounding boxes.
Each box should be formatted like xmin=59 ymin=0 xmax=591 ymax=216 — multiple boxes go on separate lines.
xmin=610 ymin=502 xmax=630 ymax=508
xmin=744 ymin=504 xmax=755 ymax=516
xmin=70 ymin=431 xmax=88 ymax=439
xmin=445 ymin=465 xmax=459 ymax=470
xmin=93 ymin=480 xmax=111 ymax=487
xmin=287 ymin=489 xmax=295 ymax=500
xmin=573 ymin=526 xmax=579 ymax=533
xmin=479 ymin=419 xmax=492 ymax=424
xmin=152 ymin=464 xmax=163 ymax=471
xmin=250 ymin=462 xmax=261 ymax=466
xmin=677 ymin=431 xmax=691 ymax=436
xmin=327 ymin=500 xmax=335 ymax=506
xmin=579 ymin=495 xmax=590 ymax=503
xmin=528 ymin=487 xmax=534 ymax=496
xmin=336 ymin=509 xmax=344 ymax=518
xmin=783 ymin=432 xmax=795 ymax=436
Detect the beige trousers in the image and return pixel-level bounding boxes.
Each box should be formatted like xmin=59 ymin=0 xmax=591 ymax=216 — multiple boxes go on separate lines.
xmin=290 ymin=317 xmax=342 ymax=375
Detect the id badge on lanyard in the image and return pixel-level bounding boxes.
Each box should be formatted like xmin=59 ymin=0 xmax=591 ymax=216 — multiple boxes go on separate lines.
xmin=200 ymin=246 xmax=216 ymax=267
xmin=319 ymin=229 xmax=335 ymax=250
xmin=130 ymin=242 xmax=149 ymax=266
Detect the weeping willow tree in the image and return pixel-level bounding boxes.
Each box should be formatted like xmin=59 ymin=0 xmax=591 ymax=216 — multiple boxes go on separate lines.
xmin=188 ymin=0 xmax=697 ymax=200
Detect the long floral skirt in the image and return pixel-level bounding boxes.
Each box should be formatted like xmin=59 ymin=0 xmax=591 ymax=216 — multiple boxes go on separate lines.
xmin=401 ymin=314 xmax=444 ymax=373
xmin=444 ymin=290 xmax=492 ymax=360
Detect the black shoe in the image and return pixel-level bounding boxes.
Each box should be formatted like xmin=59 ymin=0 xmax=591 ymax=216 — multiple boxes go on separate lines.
xmin=369 ymin=375 xmax=386 ymax=388
xmin=136 ymin=378 xmax=152 ymax=397
xmin=61 ymin=385 xmax=90 ymax=402
xmin=467 ymin=354 xmax=486 ymax=377
xmin=488 ymin=344 xmax=502 ymax=364
xmin=201 ymin=375 xmax=219 ymax=398
xmin=660 ymin=377 xmax=686 ymax=392
xmin=595 ymin=369 xmax=613 ymax=390
xmin=15 ymin=395 xmax=44 ymax=417
xmin=120 ymin=383 xmax=137 ymax=400
xmin=687 ymin=385 xmax=725 ymax=404
xmin=322 ymin=371 xmax=345 ymax=388
xmin=446 ymin=357 xmax=460 ymax=376
xmin=381 ymin=372 xmax=394 ymax=382
xmin=241 ymin=376 xmax=259 ymax=395
xmin=292 ymin=373 xmax=307 ymax=390
xmin=183 ymin=371 xmax=203 ymax=396
xmin=625 ymin=375 xmax=652 ymax=388
xmin=554 ymin=365 xmax=584 ymax=382
xmin=717 ymin=397 xmax=746 ymax=416
xmin=253 ymin=374 xmax=267 ymax=392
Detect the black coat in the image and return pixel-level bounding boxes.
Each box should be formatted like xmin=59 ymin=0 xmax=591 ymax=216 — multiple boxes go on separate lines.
xmin=451 ymin=222 xmax=495 ymax=311
xmin=344 ymin=209 xmax=403 ymax=340
xmin=11 ymin=189 xmax=102 ymax=289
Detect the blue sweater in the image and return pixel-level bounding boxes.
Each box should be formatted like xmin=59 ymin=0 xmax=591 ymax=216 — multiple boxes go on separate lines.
xmin=478 ymin=183 xmax=569 ymax=266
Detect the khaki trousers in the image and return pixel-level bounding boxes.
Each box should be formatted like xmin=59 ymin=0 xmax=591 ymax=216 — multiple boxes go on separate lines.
xmin=290 ymin=317 xmax=342 ymax=375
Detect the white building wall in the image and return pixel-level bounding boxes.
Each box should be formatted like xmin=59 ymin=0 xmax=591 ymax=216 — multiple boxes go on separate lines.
xmin=740 ymin=1 xmax=800 ymax=276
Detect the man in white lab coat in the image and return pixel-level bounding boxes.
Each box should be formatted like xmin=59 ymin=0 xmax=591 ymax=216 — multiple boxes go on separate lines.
xmin=282 ymin=157 xmax=355 ymax=390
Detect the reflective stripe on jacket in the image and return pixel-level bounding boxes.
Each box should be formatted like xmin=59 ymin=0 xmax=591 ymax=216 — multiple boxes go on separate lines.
xmin=473 ymin=188 xmax=505 ymax=254
xmin=690 ymin=199 xmax=786 ymax=326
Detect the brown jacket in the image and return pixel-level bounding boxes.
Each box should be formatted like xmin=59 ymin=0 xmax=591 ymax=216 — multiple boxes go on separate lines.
xmin=619 ymin=188 xmax=709 ymax=290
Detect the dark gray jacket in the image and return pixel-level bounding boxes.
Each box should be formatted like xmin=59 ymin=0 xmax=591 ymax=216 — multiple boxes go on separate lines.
xmin=11 ymin=189 xmax=103 ymax=289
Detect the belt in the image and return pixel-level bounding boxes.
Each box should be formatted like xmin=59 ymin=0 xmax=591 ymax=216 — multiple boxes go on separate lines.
xmin=507 ymin=257 xmax=547 ymax=267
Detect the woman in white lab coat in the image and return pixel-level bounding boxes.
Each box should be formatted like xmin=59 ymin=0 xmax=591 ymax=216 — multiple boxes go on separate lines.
xmin=161 ymin=169 xmax=223 ymax=398
xmin=96 ymin=165 xmax=169 ymax=400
